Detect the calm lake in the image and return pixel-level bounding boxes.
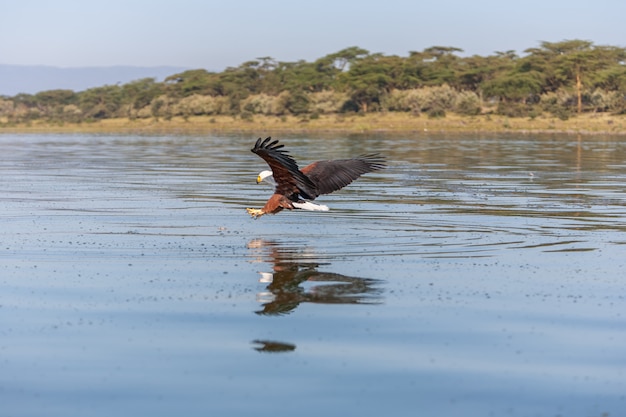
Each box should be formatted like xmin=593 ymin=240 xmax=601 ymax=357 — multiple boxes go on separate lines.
xmin=1 ymin=132 xmax=625 ymax=417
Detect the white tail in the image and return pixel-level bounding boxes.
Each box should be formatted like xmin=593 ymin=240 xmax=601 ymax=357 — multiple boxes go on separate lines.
xmin=292 ymin=201 xmax=329 ymax=211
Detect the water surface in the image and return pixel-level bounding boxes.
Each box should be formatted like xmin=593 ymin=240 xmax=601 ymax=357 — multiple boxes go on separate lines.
xmin=1 ymin=133 xmax=625 ymax=416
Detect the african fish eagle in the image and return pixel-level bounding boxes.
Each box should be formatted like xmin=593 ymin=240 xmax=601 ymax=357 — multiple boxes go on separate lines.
xmin=246 ymin=137 xmax=386 ymax=218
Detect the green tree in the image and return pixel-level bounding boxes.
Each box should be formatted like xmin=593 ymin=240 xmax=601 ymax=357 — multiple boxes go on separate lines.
xmin=277 ymin=59 xmax=336 ymax=93
xmin=594 ymin=65 xmax=626 ymax=91
xmin=254 ymin=56 xmax=283 ymax=94
xmin=34 ymin=89 xmax=77 ymax=120
xmin=165 ymin=69 xmax=221 ymax=97
xmin=407 ymin=46 xmax=464 ymax=87
xmin=78 ymin=85 xmax=122 ymax=119
xmin=524 ymin=40 xmax=626 ymax=113
xmin=120 ymin=78 xmax=162 ymax=119
xmin=482 ymin=71 xmax=543 ymax=102
xmin=35 ymin=89 xmax=76 ymax=107
xmin=325 ymin=46 xmax=370 ymax=71
xmin=341 ymin=53 xmax=398 ymax=112
xmin=217 ymin=61 xmax=268 ymax=112
xmin=459 ymin=51 xmax=517 ymax=95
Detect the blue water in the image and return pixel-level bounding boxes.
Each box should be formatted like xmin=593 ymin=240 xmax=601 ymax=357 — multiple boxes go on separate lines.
xmin=1 ymin=133 xmax=625 ymax=416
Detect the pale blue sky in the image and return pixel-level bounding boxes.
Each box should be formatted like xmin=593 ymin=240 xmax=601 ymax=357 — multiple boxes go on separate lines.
xmin=2 ymin=0 xmax=625 ymax=70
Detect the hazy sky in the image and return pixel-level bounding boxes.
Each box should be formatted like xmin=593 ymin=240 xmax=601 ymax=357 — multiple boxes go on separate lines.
xmin=2 ymin=0 xmax=625 ymax=70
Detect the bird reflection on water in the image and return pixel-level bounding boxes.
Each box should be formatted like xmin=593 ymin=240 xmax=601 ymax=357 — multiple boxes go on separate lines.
xmin=247 ymin=239 xmax=384 ymax=316
xmin=251 ymin=339 xmax=297 ymax=353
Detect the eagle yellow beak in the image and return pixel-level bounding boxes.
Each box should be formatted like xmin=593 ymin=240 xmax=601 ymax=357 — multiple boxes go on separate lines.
xmin=256 ymin=175 xmax=262 ymax=184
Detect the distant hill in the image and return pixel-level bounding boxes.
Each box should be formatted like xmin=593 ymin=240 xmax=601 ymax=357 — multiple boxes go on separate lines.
xmin=0 ymin=64 xmax=190 ymax=96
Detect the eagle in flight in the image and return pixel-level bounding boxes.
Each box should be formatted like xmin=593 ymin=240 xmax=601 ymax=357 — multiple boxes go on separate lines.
xmin=246 ymin=137 xmax=386 ymax=218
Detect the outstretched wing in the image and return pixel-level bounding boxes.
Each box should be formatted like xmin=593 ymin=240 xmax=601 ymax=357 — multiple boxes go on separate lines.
xmin=301 ymin=154 xmax=386 ymax=196
xmin=251 ymin=137 xmax=318 ymax=199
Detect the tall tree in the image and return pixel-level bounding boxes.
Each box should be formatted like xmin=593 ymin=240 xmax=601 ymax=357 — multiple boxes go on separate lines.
xmin=408 ymin=46 xmax=464 ymax=87
xmin=458 ymin=51 xmax=517 ymax=95
xmin=525 ymin=40 xmax=626 ymax=113
xmin=34 ymin=89 xmax=76 ymax=118
xmin=164 ymin=69 xmax=220 ymax=97
xmin=120 ymin=78 xmax=162 ymax=118
xmin=325 ymin=46 xmax=370 ymax=71
xmin=340 ymin=53 xmax=395 ymax=112
xmin=78 ymin=85 xmax=122 ymax=119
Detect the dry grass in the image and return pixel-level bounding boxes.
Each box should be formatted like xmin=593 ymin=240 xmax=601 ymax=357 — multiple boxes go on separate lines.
xmin=2 ymin=112 xmax=625 ymax=135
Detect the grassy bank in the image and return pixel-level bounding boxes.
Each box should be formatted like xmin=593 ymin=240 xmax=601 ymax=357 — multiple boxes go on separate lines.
xmin=2 ymin=112 xmax=625 ymax=135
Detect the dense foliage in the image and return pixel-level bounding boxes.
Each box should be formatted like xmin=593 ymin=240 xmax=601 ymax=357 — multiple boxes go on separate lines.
xmin=1 ymin=40 xmax=625 ymax=124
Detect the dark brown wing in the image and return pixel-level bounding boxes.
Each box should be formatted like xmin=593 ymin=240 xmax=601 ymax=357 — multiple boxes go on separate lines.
xmin=301 ymin=154 xmax=386 ymax=196
xmin=251 ymin=137 xmax=318 ymax=199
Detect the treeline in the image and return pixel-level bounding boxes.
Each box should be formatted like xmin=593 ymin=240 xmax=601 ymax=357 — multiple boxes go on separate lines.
xmin=1 ymin=39 xmax=625 ymax=125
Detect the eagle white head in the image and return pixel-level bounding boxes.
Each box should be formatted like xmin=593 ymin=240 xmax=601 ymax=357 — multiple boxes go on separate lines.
xmin=256 ymin=170 xmax=276 ymax=186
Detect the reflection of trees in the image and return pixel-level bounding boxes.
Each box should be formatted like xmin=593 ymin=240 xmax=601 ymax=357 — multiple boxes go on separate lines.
xmin=248 ymin=239 xmax=384 ymax=316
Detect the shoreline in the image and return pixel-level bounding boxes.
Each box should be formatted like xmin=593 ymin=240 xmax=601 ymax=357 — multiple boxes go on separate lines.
xmin=1 ymin=113 xmax=625 ymax=136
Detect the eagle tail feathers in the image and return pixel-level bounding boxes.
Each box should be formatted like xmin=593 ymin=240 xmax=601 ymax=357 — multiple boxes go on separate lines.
xmin=292 ymin=201 xmax=329 ymax=212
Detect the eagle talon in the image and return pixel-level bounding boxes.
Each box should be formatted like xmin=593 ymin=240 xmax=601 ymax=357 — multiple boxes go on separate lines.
xmin=246 ymin=208 xmax=264 ymax=218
